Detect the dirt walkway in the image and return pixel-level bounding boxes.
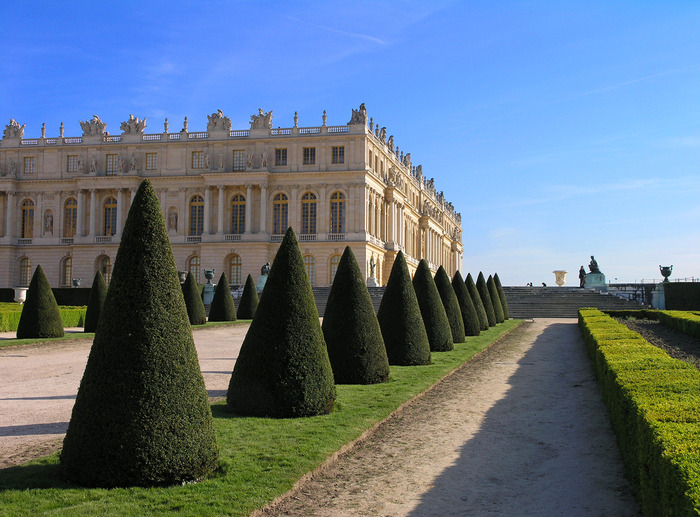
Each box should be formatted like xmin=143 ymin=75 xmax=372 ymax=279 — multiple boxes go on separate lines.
xmin=259 ymin=319 xmax=640 ymax=516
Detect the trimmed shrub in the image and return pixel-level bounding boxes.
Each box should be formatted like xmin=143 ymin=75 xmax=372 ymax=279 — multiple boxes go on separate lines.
xmin=83 ymin=271 xmax=107 ymax=333
xmin=658 ymin=310 xmax=700 ymax=339
xmin=488 ymin=275 xmax=505 ymax=323
xmin=60 ymin=179 xmax=218 ymax=487
xmin=494 ymin=273 xmax=510 ymax=320
xmin=477 ymin=272 xmax=496 ymax=327
xmin=52 ymin=288 xmax=91 ymax=306
xmin=227 ymin=227 xmax=336 ymax=417
xmin=377 ymin=251 xmax=431 ymax=365
xmin=16 ymin=265 xmax=64 ymax=339
xmin=466 ymin=273 xmax=489 ymax=331
xmin=182 ymin=271 xmax=206 ymax=325
xmin=322 ymin=246 xmax=390 ymax=384
xmin=664 ymin=282 xmax=700 ymax=310
xmin=434 ymin=266 xmax=465 ymax=343
xmin=236 ymin=274 xmax=259 ymax=320
xmin=452 ymin=271 xmax=481 ymax=337
xmin=208 ymin=272 xmax=237 ymax=322
xmin=413 ymin=259 xmax=453 ymax=352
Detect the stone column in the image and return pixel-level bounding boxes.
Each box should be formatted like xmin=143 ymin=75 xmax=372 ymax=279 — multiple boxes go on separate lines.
xmin=89 ymin=189 xmax=96 ymax=237
xmin=259 ymin=183 xmax=268 ymax=234
xmin=5 ymin=191 xmax=14 ymax=238
xmin=245 ymin=184 xmax=253 ymax=234
xmin=56 ymin=191 xmax=63 ymax=239
xmin=130 ymin=188 xmax=136 ymax=206
xmin=387 ymin=198 xmax=395 ymax=243
xmin=35 ymin=193 xmax=43 ymax=238
xmin=217 ymin=185 xmax=225 ymax=235
xmin=203 ymin=186 xmax=210 ymax=235
xmin=76 ymin=190 xmax=83 ymax=237
xmin=116 ymin=189 xmax=123 ymax=236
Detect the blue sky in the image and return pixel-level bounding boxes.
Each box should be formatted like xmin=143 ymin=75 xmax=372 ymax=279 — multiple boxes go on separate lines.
xmin=2 ymin=1 xmax=699 ymax=286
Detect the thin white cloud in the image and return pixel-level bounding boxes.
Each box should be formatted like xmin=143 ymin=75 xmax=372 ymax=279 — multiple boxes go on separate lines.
xmin=286 ymin=16 xmax=386 ymax=45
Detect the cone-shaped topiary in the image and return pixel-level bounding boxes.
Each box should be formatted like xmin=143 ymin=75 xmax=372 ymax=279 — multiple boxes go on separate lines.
xmin=16 ymin=265 xmax=64 ymax=339
xmin=488 ymin=274 xmax=505 ymax=323
xmin=207 ymin=272 xmax=237 ymax=322
xmin=452 ymin=271 xmax=481 ymax=337
xmin=494 ymin=273 xmax=510 ymax=320
xmin=434 ymin=266 xmax=465 ymax=343
xmin=83 ymin=271 xmax=107 ymax=333
xmin=477 ymin=272 xmax=496 ymax=327
xmin=236 ymin=274 xmax=259 ymax=320
xmin=60 ymin=179 xmax=218 ymax=488
xmin=322 ymin=246 xmax=390 ymax=384
xmin=377 ymin=251 xmax=431 ymax=365
xmin=466 ymin=272 xmax=489 ymax=331
xmin=413 ymin=260 xmax=453 ymax=352
xmin=182 ymin=271 xmax=206 ymax=325
xmin=227 ymin=227 xmax=336 ymax=417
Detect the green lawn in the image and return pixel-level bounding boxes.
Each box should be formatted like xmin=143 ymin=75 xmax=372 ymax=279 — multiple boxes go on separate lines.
xmin=0 ymin=320 xmax=521 ymax=516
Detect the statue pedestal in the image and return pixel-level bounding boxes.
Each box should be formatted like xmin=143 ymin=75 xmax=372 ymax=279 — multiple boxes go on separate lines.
xmin=202 ymin=283 xmax=215 ymax=305
xmin=256 ymin=274 xmax=268 ymax=293
xmin=366 ymin=277 xmax=378 ymax=287
xmin=585 ymin=272 xmax=607 ymax=291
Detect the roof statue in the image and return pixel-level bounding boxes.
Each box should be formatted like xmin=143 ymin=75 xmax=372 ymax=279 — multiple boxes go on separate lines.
xmin=207 ymin=109 xmax=232 ymax=132
xmin=250 ymin=109 xmax=273 ymax=130
xmin=80 ymin=115 xmax=107 ymax=136
xmin=3 ymin=119 xmax=25 ymax=139
xmin=348 ymin=103 xmax=368 ymax=125
xmin=120 ymin=114 xmax=147 ymax=134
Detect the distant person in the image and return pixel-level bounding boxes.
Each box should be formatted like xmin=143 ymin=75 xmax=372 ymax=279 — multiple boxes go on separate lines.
xmin=579 ymin=266 xmax=586 ymax=288
xmin=542 ymin=282 xmax=547 ymax=287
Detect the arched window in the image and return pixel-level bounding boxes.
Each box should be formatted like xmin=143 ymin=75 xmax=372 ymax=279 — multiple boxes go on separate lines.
xmin=188 ymin=255 xmax=200 ymax=281
xmin=189 ymin=195 xmax=204 ymax=236
xmin=104 ymin=196 xmax=117 ymax=236
xmin=60 ymin=256 xmax=73 ymax=287
xmin=330 ymin=254 xmax=341 ymax=283
xmin=273 ymin=193 xmax=288 ymax=235
xmin=330 ymin=191 xmax=345 ymax=234
xmin=64 ymin=198 xmax=77 ymax=238
xmin=301 ymin=192 xmax=317 ymax=235
xmin=229 ymin=254 xmax=242 ymax=285
xmin=231 ymin=194 xmax=245 ymax=235
xmin=304 ymin=255 xmax=316 ymax=286
xmin=19 ymin=257 xmax=31 ymax=286
xmin=97 ymin=255 xmax=112 ymax=284
xmin=21 ymin=199 xmax=34 ymax=238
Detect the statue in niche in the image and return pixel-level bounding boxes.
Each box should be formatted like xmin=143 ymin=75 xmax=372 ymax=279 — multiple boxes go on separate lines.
xmin=80 ymin=115 xmax=107 ymax=136
xmin=168 ymin=211 xmax=178 ymax=231
xmin=218 ymin=153 xmax=224 ymax=170
xmin=250 ymin=108 xmax=273 ymax=130
xmin=379 ymin=127 xmax=387 ymax=144
xmin=387 ymin=135 xmax=395 ymax=152
xmin=369 ymin=256 xmax=376 ymax=278
xmin=348 ymin=103 xmax=368 ymax=125
xmin=129 ymin=152 xmax=137 ymax=171
xmin=588 ymin=256 xmax=601 ymax=274
xmin=77 ymin=155 xmax=85 ymax=174
xmin=204 ymin=152 xmax=211 ymax=170
xmin=89 ymin=157 xmax=97 ymax=174
xmin=44 ymin=211 xmax=54 ymax=235
xmin=261 ymin=149 xmax=269 ymax=168
xmin=0 ymin=162 xmax=4 ymax=176
xmin=207 ymin=109 xmax=232 ymax=132
xmin=8 ymin=159 xmax=16 ymax=178
xmin=3 ymin=119 xmax=25 ymax=139
xmin=120 ymin=114 xmax=147 ymax=134
xmin=246 ymin=152 xmax=253 ymax=169
xmin=117 ymin=154 xmax=125 ymax=173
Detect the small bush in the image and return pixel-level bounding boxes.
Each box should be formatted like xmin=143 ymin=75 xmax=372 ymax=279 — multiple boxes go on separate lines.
xmin=494 ymin=273 xmax=510 ymax=320
xmin=16 ymin=265 xmax=64 ymax=339
xmin=84 ymin=271 xmax=107 ymax=333
xmin=488 ymin=275 xmax=505 ymax=323
xmin=237 ymin=274 xmax=259 ymax=320
xmin=466 ymin=273 xmax=489 ymax=331
xmin=452 ymin=271 xmax=481 ymax=337
xmin=434 ymin=266 xmax=465 ymax=343
xmin=413 ymin=259 xmax=453 ymax=352
xmin=182 ymin=272 xmax=206 ymax=325
xmin=476 ymin=272 xmax=496 ymax=327
xmin=208 ymin=272 xmax=237 ymax=322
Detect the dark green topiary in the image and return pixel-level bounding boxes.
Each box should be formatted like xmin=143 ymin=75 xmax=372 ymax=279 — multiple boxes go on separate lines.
xmin=182 ymin=272 xmax=206 ymax=325
xmin=434 ymin=266 xmax=465 ymax=343
xmin=83 ymin=271 xmax=107 ymax=333
xmin=236 ymin=274 xmax=259 ymax=320
xmin=413 ymin=260 xmax=453 ymax=352
xmin=227 ymin=227 xmax=336 ymax=417
xmin=452 ymin=271 xmax=481 ymax=337
xmin=16 ymin=265 xmax=64 ymax=339
xmin=208 ymin=272 xmax=237 ymax=322
xmin=488 ymin=274 xmax=505 ymax=323
xmin=60 ymin=179 xmax=218 ymax=487
xmin=377 ymin=251 xmax=431 ymax=365
xmin=466 ymin=272 xmax=489 ymax=331
xmin=322 ymin=246 xmax=390 ymax=384
xmin=494 ymin=273 xmax=510 ymax=320
xmin=477 ymin=272 xmax=496 ymax=327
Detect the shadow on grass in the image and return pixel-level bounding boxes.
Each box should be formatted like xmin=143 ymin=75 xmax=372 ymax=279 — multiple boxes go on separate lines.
xmin=0 ymin=458 xmax=71 ymax=490
xmin=0 ymin=422 xmax=68 ymax=436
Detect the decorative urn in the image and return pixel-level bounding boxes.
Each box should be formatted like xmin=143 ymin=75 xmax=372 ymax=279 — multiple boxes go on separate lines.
xmin=204 ymin=268 xmax=215 ymax=284
xmin=659 ymin=265 xmax=673 ymax=283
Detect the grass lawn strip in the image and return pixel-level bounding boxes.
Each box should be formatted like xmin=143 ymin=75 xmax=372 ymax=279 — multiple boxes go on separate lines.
xmin=0 ymin=320 xmax=521 ymax=516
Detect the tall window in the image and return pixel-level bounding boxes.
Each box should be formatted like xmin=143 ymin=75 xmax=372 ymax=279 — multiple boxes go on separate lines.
xmin=21 ymin=199 xmax=34 ymax=238
xmin=19 ymin=257 xmax=31 ymax=286
xmin=273 ymin=193 xmax=288 ymax=235
xmin=330 ymin=191 xmax=346 ymax=234
xmin=64 ymin=198 xmax=77 ymax=238
xmin=146 ymin=153 xmax=158 ymax=170
xmin=229 ymin=254 xmax=242 ymax=284
xmin=303 ymin=147 xmax=316 ymax=165
xmin=330 ymin=255 xmax=341 ymax=283
xmin=188 ymin=255 xmax=200 ymax=281
xmin=233 ymin=150 xmax=245 ymax=171
xmin=189 ymin=195 xmax=204 ymax=235
xmin=104 ymin=197 xmax=117 ymax=236
xmin=60 ymin=256 xmax=73 ymax=287
xmin=231 ymin=194 xmax=246 ymax=234
xmin=67 ymin=155 xmax=79 ymax=173
xmin=192 ymin=151 xmax=204 ymax=169
xmin=332 ymin=146 xmax=345 ymax=164
xmin=100 ymin=255 xmax=112 ymax=284
xmin=304 ymin=255 xmax=316 ymax=286
xmin=274 ymin=148 xmax=287 ymax=166
xmin=301 ymin=192 xmax=317 ymax=235
xmin=106 ymin=154 xmax=118 ymax=175
xmin=24 ymin=157 xmax=35 ymax=174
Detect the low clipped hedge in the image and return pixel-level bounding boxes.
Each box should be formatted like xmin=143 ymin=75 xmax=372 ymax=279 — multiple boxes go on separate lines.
xmin=579 ymin=308 xmax=700 ymax=515
xmin=657 ymin=310 xmax=700 ymax=340
xmin=603 ymin=309 xmax=660 ymax=320
xmin=0 ymin=304 xmax=86 ymax=332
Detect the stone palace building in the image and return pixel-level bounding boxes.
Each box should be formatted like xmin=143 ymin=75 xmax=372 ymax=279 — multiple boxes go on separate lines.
xmin=0 ymin=104 xmax=463 ymax=289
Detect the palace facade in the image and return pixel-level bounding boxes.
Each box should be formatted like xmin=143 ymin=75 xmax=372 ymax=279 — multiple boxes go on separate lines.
xmin=0 ymin=105 xmax=463 ymax=289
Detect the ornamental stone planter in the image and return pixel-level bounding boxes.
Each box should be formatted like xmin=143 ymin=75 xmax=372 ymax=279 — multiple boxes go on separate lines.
xmin=14 ymin=287 xmax=28 ymax=304
xmin=553 ymin=270 xmax=568 ymax=287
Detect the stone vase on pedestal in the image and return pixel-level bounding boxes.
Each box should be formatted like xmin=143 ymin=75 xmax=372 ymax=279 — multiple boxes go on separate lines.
xmin=553 ymin=270 xmax=568 ymax=287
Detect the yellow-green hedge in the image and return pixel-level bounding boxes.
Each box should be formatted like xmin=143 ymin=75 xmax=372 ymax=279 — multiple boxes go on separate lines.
xmin=579 ymin=308 xmax=700 ymax=515
xmin=658 ymin=310 xmax=700 ymax=340
xmin=0 ymin=305 xmax=86 ymax=332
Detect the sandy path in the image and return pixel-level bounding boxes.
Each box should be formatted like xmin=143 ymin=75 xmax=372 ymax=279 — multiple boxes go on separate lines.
xmin=259 ymin=319 xmax=640 ymax=516
xmin=0 ymin=324 xmax=247 ymax=469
